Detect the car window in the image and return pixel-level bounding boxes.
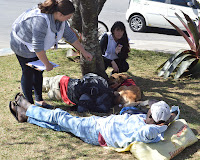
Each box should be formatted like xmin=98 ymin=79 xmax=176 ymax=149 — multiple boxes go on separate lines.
xmin=147 ymin=0 xmax=166 ymax=2
xmin=170 ymin=0 xmax=192 ymax=7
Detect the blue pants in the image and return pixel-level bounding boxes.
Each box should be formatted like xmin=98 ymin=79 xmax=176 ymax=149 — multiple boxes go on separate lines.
xmin=26 ymin=105 xmax=100 ymax=145
xmin=16 ymin=55 xmax=43 ymax=104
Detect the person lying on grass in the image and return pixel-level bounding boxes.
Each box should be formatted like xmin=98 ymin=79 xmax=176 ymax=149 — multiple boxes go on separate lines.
xmin=9 ymin=93 xmax=179 ymax=148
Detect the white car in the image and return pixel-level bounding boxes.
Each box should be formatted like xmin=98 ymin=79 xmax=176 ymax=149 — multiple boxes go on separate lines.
xmin=126 ymin=0 xmax=200 ymax=32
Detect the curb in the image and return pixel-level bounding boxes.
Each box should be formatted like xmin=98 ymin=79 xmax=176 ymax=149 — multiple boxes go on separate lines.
xmin=0 ymin=48 xmax=14 ymax=57
xmin=0 ymin=40 xmax=189 ymax=56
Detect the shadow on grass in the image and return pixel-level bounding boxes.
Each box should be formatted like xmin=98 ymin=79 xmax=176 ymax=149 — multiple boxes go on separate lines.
xmin=126 ymin=71 xmax=200 ymax=159
xmin=5 ymin=142 xmax=35 ymax=145
xmin=49 ymin=70 xmax=200 ymax=126
xmin=40 ymin=69 xmax=199 ymax=160
xmin=127 ymin=71 xmax=200 ymax=124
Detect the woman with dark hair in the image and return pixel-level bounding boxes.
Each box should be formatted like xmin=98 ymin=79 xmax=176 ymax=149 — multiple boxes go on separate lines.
xmin=100 ymin=21 xmax=130 ymax=74
xmin=10 ymin=0 xmax=93 ymax=108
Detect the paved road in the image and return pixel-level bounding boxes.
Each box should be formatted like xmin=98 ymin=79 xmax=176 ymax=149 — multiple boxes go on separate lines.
xmin=0 ymin=0 xmax=41 ymax=49
xmin=0 ymin=0 xmax=190 ymax=56
xmin=98 ymin=0 xmax=190 ymax=53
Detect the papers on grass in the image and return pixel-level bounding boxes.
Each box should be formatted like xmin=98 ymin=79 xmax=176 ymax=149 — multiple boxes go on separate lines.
xmin=26 ymin=60 xmax=59 ymax=71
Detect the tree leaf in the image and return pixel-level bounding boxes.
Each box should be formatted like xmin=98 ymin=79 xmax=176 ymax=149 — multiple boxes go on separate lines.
xmin=163 ymin=54 xmax=192 ymax=79
xmin=156 ymin=61 xmax=166 ymax=72
xmin=196 ymin=41 xmax=200 ymax=57
xmin=181 ymin=11 xmax=200 ymax=51
xmin=174 ymin=57 xmax=197 ymax=79
xmin=186 ymin=59 xmax=200 ymax=76
xmin=163 ymin=16 xmax=196 ymax=51
xmin=158 ymin=49 xmax=185 ymax=77
xmin=199 ymin=17 xmax=200 ymax=34
xmin=175 ymin=12 xmax=195 ymax=45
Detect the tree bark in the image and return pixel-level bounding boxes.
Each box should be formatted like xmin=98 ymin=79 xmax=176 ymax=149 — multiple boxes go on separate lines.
xmin=71 ymin=0 xmax=108 ymax=79
xmin=97 ymin=0 xmax=107 ymax=15
xmin=70 ymin=0 xmax=82 ymax=32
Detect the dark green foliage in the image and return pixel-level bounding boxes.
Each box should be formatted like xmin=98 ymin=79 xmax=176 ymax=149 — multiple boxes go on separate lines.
xmin=158 ymin=12 xmax=200 ymax=79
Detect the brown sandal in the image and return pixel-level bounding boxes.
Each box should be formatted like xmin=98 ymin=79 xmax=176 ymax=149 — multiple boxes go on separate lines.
xmin=9 ymin=101 xmax=19 ymax=122
xmin=9 ymin=101 xmax=27 ymax=123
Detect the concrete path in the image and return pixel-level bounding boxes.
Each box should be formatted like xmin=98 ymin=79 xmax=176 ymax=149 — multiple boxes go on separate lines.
xmin=129 ymin=40 xmax=190 ymax=54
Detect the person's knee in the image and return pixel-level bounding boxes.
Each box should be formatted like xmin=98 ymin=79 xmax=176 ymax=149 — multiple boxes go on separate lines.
xmin=124 ymin=65 xmax=129 ymax=72
xmin=53 ymin=108 xmax=71 ymax=119
xmin=120 ymin=62 xmax=129 ymax=72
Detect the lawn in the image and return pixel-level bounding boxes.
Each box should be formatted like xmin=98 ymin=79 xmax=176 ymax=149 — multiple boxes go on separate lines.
xmin=0 ymin=48 xmax=199 ymax=160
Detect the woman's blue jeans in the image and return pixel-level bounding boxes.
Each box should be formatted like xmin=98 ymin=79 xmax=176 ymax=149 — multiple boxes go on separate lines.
xmin=26 ymin=105 xmax=100 ymax=145
xmin=16 ymin=55 xmax=43 ymax=104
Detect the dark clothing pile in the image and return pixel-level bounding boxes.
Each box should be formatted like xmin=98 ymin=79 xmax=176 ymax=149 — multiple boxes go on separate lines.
xmin=67 ymin=73 xmax=115 ymax=113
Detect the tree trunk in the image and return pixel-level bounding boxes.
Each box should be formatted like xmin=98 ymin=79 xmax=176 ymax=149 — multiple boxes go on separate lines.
xmin=71 ymin=0 xmax=108 ymax=79
xmin=97 ymin=0 xmax=107 ymax=15
xmin=71 ymin=0 xmax=107 ymax=30
xmin=70 ymin=0 xmax=81 ymax=32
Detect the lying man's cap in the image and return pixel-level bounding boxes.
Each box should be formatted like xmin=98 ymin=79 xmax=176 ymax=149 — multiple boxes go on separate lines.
xmin=151 ymin=101 xmax=171 ymax=123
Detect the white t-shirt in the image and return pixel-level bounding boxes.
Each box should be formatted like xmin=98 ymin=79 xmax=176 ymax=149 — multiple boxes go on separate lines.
xmin=102 ymin=32 xmax=119 ymax=60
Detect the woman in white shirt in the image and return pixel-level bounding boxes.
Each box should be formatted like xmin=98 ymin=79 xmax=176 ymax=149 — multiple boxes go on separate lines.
xmin=100 ymin=21 xmax=130 ymax=74
xmin=10 ymin=0 xmax=92 ymax=108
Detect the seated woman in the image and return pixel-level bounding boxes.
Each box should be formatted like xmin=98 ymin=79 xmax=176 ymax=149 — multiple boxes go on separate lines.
xmin=100 ymin=21 xmax=130 ymax=74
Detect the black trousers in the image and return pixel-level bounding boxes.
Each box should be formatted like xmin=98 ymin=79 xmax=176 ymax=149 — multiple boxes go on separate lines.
xmin=16 ymin=55 xmax=43 ymax=104
xmin=103 ymin=57 xmax=129 ymax=73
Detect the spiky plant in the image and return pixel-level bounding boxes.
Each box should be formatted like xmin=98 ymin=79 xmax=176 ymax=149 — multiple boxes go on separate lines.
xmin=157 ymin=11 xmax=200 ymax=79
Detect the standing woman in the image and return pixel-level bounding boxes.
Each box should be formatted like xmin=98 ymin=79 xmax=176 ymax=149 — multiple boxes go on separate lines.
xmin=10 ymin=0 xmax=93 ymax=108
xmin=100 ymin=21 xmax=130 ymax=74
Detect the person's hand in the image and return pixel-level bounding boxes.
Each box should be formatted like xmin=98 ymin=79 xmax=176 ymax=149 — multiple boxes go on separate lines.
xmin=158 ymin=122 xmax=166 ymax=126
xmin=170 ymin=106 xmax=180 ymax=120
xmin=35 ymin=51 xmax=54 ymax=71
xmin=111 ymin=61 xmax=119 ymax=73
xmin=146 ymin=125 xmax=167 ymax=140
xmin=82 ymin=51 xmax=93 ymax=61
xmin=45 ymin=62 xmax=54 ymax=71
xmin=71 ymin=40 xmax=93 ymax=61
xmin=115 ymin=44 xmax=123 ymax=54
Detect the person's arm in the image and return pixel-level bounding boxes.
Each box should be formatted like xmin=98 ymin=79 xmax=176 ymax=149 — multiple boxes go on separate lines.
xmin=31 ymin=17 xmax=53 ymax=71
xmin=71 ymin=40 xmax=93 ymax=61
xmin=36 ymin=51 xmax=53 ymax=71
xmin=115 ymin=44 xmax=123 ymax=55
xmin=63 ymin=22 xmax=92 ymax=61
xmin=117 ymin=45 xmax=129 ymax=60
xmin=111 ymin=60 xmax=119 ymax=73
xmin=32 ymin=17 xmax=48 ymax=53
xmin=99 ymin=33 xmax=108 ymax=55
xmin=136 ymin=125 xmax=168 ymax=143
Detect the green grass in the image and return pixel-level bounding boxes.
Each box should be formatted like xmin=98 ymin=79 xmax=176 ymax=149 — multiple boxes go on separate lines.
xmin=0 ymin=48 xmax=199 ymax=160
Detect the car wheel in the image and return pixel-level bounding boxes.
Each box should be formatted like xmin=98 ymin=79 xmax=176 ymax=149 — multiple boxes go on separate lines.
xmin=129 ymin=15 xmax=146 ymax=32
